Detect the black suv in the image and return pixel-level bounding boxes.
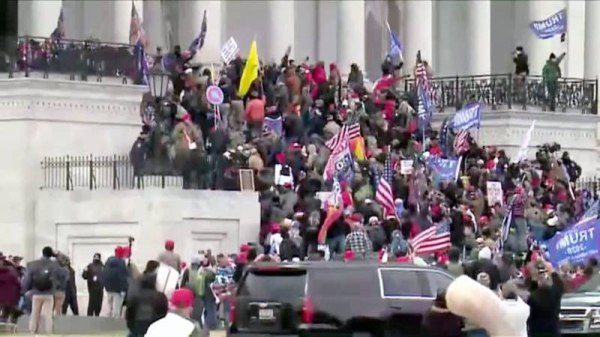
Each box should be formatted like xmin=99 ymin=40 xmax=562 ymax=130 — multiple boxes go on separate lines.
xmin=228 ymin=261 xmax=455 ymax=337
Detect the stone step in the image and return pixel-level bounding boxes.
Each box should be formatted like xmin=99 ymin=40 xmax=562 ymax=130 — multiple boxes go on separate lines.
xmin=16 ymin=315 xmax=126 ymax=334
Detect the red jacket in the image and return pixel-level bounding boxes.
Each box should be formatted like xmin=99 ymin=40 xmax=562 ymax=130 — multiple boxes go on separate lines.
xmin=0 ymin=265 xmax=20 ymax=306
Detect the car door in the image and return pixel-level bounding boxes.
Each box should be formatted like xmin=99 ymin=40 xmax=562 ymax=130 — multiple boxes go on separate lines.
xmin=421 ymin=270 xmax=455 ymax=297
xmin=378 ymin=268 xmax=431 ymax=336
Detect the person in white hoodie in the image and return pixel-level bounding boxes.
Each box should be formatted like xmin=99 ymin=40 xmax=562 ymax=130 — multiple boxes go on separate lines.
xmin=144 ymin=288 xmax=208 ymax=337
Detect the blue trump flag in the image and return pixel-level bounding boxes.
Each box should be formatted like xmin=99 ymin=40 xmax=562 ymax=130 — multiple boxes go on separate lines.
xmin=425 ymin=156 xmax=462 ymax=187
xmin=189 ymin=10 xmax=208 ymax=54
xmin=262 ymin=116 xmax=283 ymax=137
xmin=451 ymin=102 xmax=483 ymax=131
xmin=545 ymin=219 xmax=600 ymax=267
xmin=530 ymin=9 xmax=567 ymax=39
xmin=417 ymin=85 xmax=433 ymax=135
xmin=439 ymin=118 xmax=450 ymax=158
xmin=385 ymin=21 xmax=403 ymax=61
xmin=134 ymin=39 xmax=149 ymax=85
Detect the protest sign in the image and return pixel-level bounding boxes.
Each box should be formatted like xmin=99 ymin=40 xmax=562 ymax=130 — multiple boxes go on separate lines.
xmin=486 ymin=181 xmax=503 ymax=207
xmin=545 ymin=219 xmax=600 ymax=266
xmin=400 ymin=160 xmax=414 ymax=175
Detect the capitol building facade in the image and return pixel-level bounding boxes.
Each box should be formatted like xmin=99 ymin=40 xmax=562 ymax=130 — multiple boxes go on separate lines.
xmin=13 ymin=0 xmax=600 ymax=80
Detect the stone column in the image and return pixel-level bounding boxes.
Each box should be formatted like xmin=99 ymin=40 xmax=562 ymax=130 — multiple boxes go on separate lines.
xmin=178 ymin=0 xmax=223 ymax=64
xmin=63 ymin=0 xmax=84 ymax=40
xmin=585 ymin=1 xmax=600 ymax=79
xmin=269 ymin=1 xmax=295 ymax=62
xmin=144 ymin=0 xmax=166 ymax=53
xmin=467 ymin=0 xmax=491 ymax=75
xmin=337 ymin=0 xmax=365 ymax=75
xmin=403 ymin=0 xmax=434 ymax=74
xmin=28 ymin=0 xmax=63 ymax=37
xmin=527 ymin=0 xmax=566 ymax=76
xmin=113 ymin=0 xmax=143 ymax=44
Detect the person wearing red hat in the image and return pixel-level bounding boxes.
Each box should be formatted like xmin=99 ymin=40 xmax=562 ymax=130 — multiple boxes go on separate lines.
xmin=158 ymin=240 xmax=182 ymax=272
xmin=102 ymin=246 xmax=129 ymax=318
xmin=145 ymin=288 xmax=206 ymax=337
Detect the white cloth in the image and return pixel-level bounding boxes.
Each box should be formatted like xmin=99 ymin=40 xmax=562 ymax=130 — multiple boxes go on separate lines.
xmin=145 ymin=313 xmax=195 ymax=337
xmin=269 ymin=233 xmax=283 ymax=255
xmin=155 ymin=263 xmax=180 ymax=298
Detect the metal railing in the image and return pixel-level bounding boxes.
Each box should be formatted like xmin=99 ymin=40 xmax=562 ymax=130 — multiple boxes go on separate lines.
xmin=41 ymin=155 xmax=184 ymax=190
xmin=575 ymin=177 xmax=600 ymax=196
xmin=405 ymin=73 xmax=598 ymax=114
xmin=0 ymin=36 xmax=224 ymax=85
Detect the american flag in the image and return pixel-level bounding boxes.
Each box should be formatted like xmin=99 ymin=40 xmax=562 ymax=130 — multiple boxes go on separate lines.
xmin=375 ymin=155 xmax=396 ymax=218
xmin=415 ymin=51 xmax=433 ymax=99
xmin=453 ymin=129 xmax=470 ymax=155
xmin=129 ymin=2 xmax=147 ymax=46
xmin=189 ymin=10 xmax=208 ymax=53
xmin=50 ymin=6 xmax=64 ymax=40
xmin=411 ymin=220 xmax=451 ymax=255
xmin=325 ymin=123 xmax=360 ymax=151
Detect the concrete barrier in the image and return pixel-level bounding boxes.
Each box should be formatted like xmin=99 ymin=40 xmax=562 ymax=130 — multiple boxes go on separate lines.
xmin=16 ymin=315 xmax=126 ymax=334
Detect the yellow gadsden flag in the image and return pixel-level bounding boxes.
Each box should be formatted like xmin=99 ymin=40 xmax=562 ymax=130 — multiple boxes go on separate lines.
xmin=238 ymin=40 xmax=259 ymax=96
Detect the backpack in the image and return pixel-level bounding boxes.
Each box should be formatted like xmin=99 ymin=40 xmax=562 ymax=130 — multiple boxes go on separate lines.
xmin=188 ymin=269 xmax=206 ymax=297
xmin=390 ymin=230 xmax=409 ymax=257
xmin=33 ymin=266 xmax=53 ymax=292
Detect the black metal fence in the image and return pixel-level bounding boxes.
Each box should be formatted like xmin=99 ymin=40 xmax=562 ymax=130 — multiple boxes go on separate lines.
xmin=41 ymin=155 xmax=183 ymax=190
xmin=575 ymin=177 xmax=600 ymax=196
xmin=404 ymin=74 xmax=598 ymax=114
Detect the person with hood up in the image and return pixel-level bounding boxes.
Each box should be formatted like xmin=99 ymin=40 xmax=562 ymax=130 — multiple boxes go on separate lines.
xmin=82 ymin=253 xmax=104 ymax=316
xmin=421 ymin=291 xmax=463 ymax=337
xmin=542 ymin=52 xmax=566 ymax=112
xmin=144 ymin=288 xmax=207 ymax=337
xmin=158 ymin=240 xmax=182 ymax=273
xmin=0 ymin=257 xmax=20 ymax=323
xmin=102 ymin=246 xmax=129 ymax=318
xmin=125 ymin=273 xmax=168 ymax=337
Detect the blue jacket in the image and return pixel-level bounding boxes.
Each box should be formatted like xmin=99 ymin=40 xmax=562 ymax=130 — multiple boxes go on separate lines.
xmin=101 ymin=256 xmax=128 ymax=293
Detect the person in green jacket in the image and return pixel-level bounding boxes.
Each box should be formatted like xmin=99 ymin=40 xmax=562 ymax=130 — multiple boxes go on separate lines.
xmin=542 ymin=52 xmax=566 ymax=112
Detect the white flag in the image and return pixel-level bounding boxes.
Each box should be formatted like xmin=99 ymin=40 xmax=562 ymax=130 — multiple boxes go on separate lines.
xmin=513 ymin=120 xmax=536 ymax=163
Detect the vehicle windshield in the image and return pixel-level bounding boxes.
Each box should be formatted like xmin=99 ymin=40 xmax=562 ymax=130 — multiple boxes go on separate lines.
xmin=574 ymin=274 xmax=600 ymax=293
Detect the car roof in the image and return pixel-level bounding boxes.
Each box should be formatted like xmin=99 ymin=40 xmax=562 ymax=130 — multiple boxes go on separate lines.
xmin=249 ymin=261 xmax=450 ymax=274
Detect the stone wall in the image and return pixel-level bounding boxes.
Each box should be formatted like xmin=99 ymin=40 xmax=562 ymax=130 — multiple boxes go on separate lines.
xmin=34 ymin=189 xmax=260 ymax=297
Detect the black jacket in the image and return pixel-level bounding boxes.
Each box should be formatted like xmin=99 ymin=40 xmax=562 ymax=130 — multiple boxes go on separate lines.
xmin=82 ymin=261 xmax=104 ymax=291
xmin=527 ymin=272 xmax=565 ymax=337
xmin=125 ymin=274 xmax=168 ymax=336
xmin=465 ymin=259 xmax=501 ymax=290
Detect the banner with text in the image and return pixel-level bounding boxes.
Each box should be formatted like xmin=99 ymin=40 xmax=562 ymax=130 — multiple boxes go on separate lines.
xmin=530 ymin=9 xmax=567 ymax=40
xmin=425 ymin=156 xmax=462 ymax=187
xmin=545 ymin=219 xmax=600 ymax=266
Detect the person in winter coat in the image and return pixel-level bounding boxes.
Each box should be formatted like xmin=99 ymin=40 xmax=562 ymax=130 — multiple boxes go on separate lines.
xmin=101 ymin=246 xmax=129 ymax=318
xmin=144 ymin=288 xmax=207 ymax=337
xmin=465 ymin=247 xmax=501 ymax=290
xmin=61 ymin=258 xmax=79 ymax=315
xmin=158 ymin=240 xmax=182 ymax=273
xmin=0 ymin=259 xmax=20 ymax=322
xmin=542 ymin=52 xmax=566 ymax=112
xmin=421 ymin=291 xmax=463 ymax=337
xmin=527 ymin=260 xmax=564 ymax=337
xmin=125 ymin=273 xmax=168 ymax=337
xmin=82 ymin=253 xmax=104 ymax=316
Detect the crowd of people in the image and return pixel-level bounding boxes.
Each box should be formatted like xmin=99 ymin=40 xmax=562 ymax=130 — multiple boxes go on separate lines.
xmin=0 ymin=42 xmax=594 ymax=337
